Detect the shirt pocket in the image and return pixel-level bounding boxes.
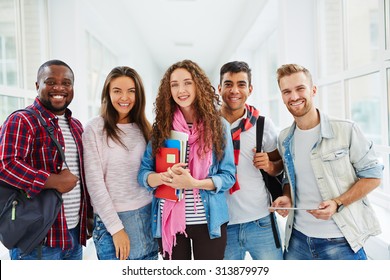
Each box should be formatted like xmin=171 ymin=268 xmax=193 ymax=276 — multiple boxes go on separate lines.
xmin=321 ymin=148 xmax=350 ymax=178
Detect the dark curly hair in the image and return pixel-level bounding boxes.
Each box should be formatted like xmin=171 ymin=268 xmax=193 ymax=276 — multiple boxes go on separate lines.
xmin=151 ymin=59 xmax=225 ymax=160
xmin=100 ymin=66 xmax=151 ymax=148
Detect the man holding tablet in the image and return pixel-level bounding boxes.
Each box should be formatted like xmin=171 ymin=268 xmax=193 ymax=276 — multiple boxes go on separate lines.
xmin=273 ymin=63 xmax=383 ymax=260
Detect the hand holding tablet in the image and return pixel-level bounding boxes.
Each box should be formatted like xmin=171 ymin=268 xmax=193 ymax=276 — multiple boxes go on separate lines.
xmin=268 ymin=206 xmax=319 ymax=211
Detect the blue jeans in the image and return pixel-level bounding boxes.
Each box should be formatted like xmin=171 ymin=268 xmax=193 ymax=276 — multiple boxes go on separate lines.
xmin=224 ymin=214 xmax=283 ymax=260
xmin=284 ymin=228 xmax=367 ymax=260
xmin=93 ymin=203 xmax=158 ymax=260
xmin=10 ymin=225 xmax=82 ymax=260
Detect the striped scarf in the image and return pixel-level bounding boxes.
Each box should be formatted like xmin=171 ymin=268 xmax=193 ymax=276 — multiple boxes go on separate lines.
xmin=229 ymin=104 xmax=259 ymax=194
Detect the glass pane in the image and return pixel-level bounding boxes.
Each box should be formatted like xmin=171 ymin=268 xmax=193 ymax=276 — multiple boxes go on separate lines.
xmin=347 ymin=73 xmax=381 ymax=144
xmin=0 ymin=0 xmax=17 ymax=87
xmin=5 ymin=36 xmax=16 ymax=59
xmin=319 ymin=82 xmax=344 ymax=118
xmin=267 ymin=32 xmax=278 ymax=97
xmin=0 ymin=63 xmax=3 ymax=84
xmin=345 ymin=0 xmax=380 ymax=68
xmin=86 ymin=32 xmax=117 ymax=119
xmin=318 ymin=0 xmax=343 ymax=76
xmin=269 ymin=99 xmax=279 ymax=128
xmin=0 ymin=95 xmax=23 ymax=123
xmin=6 ymin=61 xmax=17 ymax=86
xmin=388 ymin=68 xmax=390 ymax=146
xmin=386 ymin=0 xmax=390 ymax=50
xmin=22 ymin=0 xmax=47 ymax=90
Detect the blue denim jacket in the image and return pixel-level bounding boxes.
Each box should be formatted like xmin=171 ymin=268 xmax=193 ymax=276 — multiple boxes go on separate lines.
xmin=137 ymin=119 xmax=236 ymax=239
xmin=278 ymin=110 xmax=383 ymax=252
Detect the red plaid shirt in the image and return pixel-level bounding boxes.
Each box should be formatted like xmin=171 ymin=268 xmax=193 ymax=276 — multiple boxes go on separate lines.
xmin=0 ymin=98 xmax=92 ymax=250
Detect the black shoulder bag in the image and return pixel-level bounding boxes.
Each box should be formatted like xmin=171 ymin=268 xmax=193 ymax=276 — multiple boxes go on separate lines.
xmin=0 ymin=108 xmax=65 ymax=255
xmin=256 ymin=115 xmax=283 ymax=248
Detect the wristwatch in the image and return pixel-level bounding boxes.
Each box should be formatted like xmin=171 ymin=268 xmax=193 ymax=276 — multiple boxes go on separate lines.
xmin=332 ymin=198 xmax=344 ymax=213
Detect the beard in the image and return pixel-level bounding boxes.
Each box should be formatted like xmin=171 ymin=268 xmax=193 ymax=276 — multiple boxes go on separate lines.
xmin=287 ymin=99 xmax=313 ymax=118
xmin=39 ymin=98 xmax=70 ymax=113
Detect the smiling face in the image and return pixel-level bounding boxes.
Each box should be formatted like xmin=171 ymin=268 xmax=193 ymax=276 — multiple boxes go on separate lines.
xmin=109 ymin=76 xmax=136 ymax=123
xmin=279 ymin=71 xmax=317 ymax=118
xmin=170 ymin=68 xmax=196 ymax=110
xmin=218 ymin=71 xmax=252 ymax=120
xmin=36 ymin=65 xmax=74 ymax=115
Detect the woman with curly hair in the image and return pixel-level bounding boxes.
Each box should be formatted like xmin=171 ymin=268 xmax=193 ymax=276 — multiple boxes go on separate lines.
xmin=138 ymin=60 xmax=236 ymax=260
xmin=83 ymin=66 xmax=158 ymax=260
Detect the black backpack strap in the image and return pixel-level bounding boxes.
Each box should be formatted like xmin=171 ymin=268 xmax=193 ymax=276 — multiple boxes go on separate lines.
xmin=22 ymin=108 xmax=68 ymax=169
xmin=256 ymin=115 xmax=281 ymax=249
xmin=256 ymin=116 xmax=265 ymax=153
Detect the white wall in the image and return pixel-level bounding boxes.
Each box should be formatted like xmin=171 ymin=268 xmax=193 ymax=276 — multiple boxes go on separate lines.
xmin=47 ymin=0 xmax=161 ymax=124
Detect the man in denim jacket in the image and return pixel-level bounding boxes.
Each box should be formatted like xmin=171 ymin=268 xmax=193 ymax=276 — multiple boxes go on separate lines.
xmin=273 ymin=64 xmax=383 ymax=260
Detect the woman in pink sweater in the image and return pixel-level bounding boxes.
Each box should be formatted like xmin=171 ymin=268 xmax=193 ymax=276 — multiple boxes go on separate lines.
xmin=82 ymin=66 xmax=158 ymax=260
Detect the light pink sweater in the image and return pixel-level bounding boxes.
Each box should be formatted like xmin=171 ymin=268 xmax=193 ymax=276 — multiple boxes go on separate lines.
xmin=82 ymin=116 xmax=152 ymax=235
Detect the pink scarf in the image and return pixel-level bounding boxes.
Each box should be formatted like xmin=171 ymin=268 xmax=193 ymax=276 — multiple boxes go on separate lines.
xmin=161 ymin=107 xmax=212 ymax=259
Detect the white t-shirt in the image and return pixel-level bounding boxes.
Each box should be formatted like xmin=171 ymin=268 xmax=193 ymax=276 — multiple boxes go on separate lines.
xmin=293 ymin=124 xmax=343 ymax=238
xmin=225 ymin=110 xmax=278 ymax=225
xmin=58 ymin=115 xmax=81 ymax=230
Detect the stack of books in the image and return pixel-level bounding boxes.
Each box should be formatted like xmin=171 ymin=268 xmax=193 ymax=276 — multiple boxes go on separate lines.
xmin=155 ymin=130 xmax=188 ymax=201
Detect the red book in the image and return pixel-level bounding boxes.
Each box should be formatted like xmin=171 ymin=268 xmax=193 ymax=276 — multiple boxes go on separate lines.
xmin=155 ymin=147 xmax=180 ymax=201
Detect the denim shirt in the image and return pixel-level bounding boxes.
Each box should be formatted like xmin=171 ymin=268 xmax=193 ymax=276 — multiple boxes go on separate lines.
xmin=278 ymin=110 xmax=383 ymax=252
xmin=137 ymin=119 xmax=236 ymax=239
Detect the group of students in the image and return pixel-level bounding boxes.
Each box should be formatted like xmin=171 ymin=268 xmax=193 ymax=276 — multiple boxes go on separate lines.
xmin=0 ymin=59 xmax=383 ymax=260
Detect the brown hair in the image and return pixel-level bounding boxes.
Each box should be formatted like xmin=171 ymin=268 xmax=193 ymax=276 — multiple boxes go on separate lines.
xmin=276 ymin=64 xmax=313 ymax=87
xmin=151 ymin=59 xmax=225 ymax=159
xmin=100 ymin=66 xmax=151 ymax=148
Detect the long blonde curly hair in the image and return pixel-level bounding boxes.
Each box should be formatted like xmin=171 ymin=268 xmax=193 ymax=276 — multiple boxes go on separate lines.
xmin=151 ymin=59 xmax=225 ymax=160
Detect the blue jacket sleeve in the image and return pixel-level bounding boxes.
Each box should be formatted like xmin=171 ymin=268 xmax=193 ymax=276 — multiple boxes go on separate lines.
xmin=208 ymin=119 xmax=236 ymax=194
xmin=137 ymin=140 xmax=156 ymax=192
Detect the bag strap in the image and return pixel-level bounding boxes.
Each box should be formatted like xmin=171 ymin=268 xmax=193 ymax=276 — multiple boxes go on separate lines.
xmin=256 ymin=116 xmax=265 ymax=153
xmin=22 ymin=108 xmax=69 ymax=169
xmin=256 ymin=115 xmax=281 ymax=249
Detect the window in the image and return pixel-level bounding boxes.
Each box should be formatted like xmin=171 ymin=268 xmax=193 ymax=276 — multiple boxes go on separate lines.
xmin=318 ymin=82 xmax=344 ymax=118
xmin=385 ymin=0 xmax=390 ymax=51
xmin=253 ymin=30 xmax=282 ymax=128
xmin=317 ymin=0 xmax=343 ymax=77
xmin=85 ymin=32 xmax=117 ymax=119
xmin=317 ymin=0 xmax=390 ymax=209
xmin=347 ymin=73 xmax=382 ymax=144
xmin=345 ymin=0 xmax=380 ymax=68
xmin=0 ymin=0 xmax=18 ymax=88
xmin=0 ymin=0 xmax=48 ymax=123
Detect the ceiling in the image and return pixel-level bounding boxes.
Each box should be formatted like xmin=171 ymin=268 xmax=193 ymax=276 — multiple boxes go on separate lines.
xmin=119 ymin=0 xmax=269 ymax=75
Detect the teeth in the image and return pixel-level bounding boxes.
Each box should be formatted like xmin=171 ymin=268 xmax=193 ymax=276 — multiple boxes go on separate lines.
xmin=119 ymin=103 xmax=129 ymax=106
xmin=52 ymin=95 xmax=64 ymax=99
xmin=291 ymin=100 xmax=304 ymax=106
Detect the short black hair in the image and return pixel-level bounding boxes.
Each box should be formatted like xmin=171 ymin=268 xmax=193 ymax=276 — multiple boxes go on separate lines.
xmin=37 ymin=59 xmax=74 ymax=81
xmin=219 ymin=61 xmax=252 ymax=85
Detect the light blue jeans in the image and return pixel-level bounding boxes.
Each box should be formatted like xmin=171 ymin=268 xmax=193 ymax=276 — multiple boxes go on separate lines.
xmin=10 ymin=225 xmax=82 ymax=260
xmin=93 ymin=203 xmax=158 ymax=260
xmin=284 ymin=228 xmax=367 ymax=260
xmin=224 ymin=214 xmax=283 ymax=260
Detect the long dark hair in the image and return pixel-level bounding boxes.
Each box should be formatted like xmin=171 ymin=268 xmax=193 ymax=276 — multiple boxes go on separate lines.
xmin=100 ymin=66 xmax=151 ymax=147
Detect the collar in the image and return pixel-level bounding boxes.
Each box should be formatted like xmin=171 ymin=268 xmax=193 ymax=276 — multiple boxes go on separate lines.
xmin=283 ymin=109 xmax=334 ymax=148
xmin=230 ymin=106 xmax=248 ymax=129
xmin=31 ymin=97 xmax=73 ymax=122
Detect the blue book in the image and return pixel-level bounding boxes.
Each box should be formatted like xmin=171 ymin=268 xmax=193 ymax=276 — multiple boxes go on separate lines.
xmin=164 ymin=139 xmax=181 ymax=151
xmin=163 ymin=138 xmax=184 ymax=200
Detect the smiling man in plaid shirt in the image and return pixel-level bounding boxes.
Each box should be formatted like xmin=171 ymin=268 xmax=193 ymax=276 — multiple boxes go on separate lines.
xmin=0 ymin=59 xmax=93 ymax=260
